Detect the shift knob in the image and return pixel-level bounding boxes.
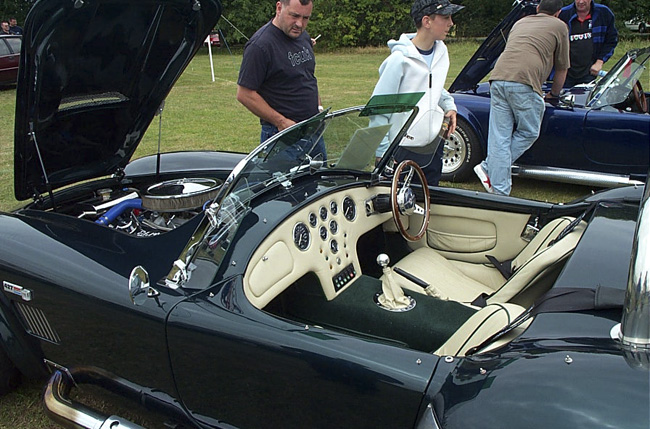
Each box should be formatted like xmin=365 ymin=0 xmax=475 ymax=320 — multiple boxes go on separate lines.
xmin=376 ymin=253 xmax=390 ymax=268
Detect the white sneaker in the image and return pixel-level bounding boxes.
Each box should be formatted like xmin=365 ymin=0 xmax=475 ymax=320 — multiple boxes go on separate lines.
xmin=474 ymin=164 xmax=494 ymax=193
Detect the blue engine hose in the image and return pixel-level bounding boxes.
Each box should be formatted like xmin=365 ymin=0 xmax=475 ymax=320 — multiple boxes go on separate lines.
xmin=95 ymin=199 xmax=143 ymax=225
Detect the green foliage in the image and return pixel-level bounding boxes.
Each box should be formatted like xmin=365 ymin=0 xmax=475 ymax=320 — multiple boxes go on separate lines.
xmin=309 ymin=0 xmax=412 ymax=48
xmin=453 ymin=0 xmax=514 ymax=37
xmin=0 ymin=0 xmax=33 ymax=23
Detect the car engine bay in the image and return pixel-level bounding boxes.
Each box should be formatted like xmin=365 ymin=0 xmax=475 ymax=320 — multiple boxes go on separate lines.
xmin=39 ymin=177 xmax=223 ymax=237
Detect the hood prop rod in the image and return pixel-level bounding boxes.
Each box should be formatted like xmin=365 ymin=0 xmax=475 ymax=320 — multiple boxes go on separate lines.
xmin=155 ymin=100 xmax=165 ymax=182
xmin=30 ymin=123 xmax=57 ymax=212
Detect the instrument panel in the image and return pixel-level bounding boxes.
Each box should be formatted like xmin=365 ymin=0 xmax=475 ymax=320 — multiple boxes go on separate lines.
xmin=244 ymin=186 xmax=392 ymax=309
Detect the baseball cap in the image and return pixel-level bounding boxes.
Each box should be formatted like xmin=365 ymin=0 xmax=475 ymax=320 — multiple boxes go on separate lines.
xmin=411 ymin=0 xmax=465 ymax=20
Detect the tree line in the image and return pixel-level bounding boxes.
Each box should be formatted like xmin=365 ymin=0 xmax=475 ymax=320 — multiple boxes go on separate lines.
xmin=2 ymin=0 xmax=648 ymax=48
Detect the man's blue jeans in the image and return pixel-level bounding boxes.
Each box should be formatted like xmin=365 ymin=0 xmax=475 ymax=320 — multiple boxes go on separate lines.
xmin=483 ymin=80 xmax=545 ymax=195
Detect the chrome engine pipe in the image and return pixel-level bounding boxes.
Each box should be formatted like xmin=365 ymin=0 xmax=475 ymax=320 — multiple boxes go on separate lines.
xmin=43 ymin=365 xmax=196 ymax=429
xmin=513 ymin=165 xmax=644 ymax=188
xmin=44 ymin=369 xmax=145 ymax=429
xmin=620 ymin=182 xmax=650 ymax=351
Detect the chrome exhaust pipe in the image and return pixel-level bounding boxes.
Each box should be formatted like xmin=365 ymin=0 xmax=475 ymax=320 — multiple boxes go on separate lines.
xmin=43 ymin=363 xmax=195 ymax=429
xmin=513 ymin=165 xmax=644 ymax=188
xmin=44 ymin=368 xmax=145 ymax=429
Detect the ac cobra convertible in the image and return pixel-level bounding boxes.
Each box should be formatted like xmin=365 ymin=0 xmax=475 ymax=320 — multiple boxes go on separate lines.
xmin=1 ymin=0 xmax=649 ymax=428
xmin=443 ymin=0 xmax=650 ymax=188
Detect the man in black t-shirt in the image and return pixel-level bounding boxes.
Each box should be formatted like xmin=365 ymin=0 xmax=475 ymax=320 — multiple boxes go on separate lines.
xmin=237 ymin=0 xmax=321 ymax=143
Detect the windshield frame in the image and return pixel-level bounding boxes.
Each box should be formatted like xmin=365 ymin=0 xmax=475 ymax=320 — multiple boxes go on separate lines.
xmin=587 ymin=47 xmax=650 ymax=109
xmin=163 ymin=93 xmax=426 ymax=290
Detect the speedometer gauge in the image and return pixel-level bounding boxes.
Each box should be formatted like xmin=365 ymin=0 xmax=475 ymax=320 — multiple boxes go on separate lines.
xmin=293 ymin=223 xmax=311 ymax=251
xmin=343 ymin=196 xmax=356 ymax=221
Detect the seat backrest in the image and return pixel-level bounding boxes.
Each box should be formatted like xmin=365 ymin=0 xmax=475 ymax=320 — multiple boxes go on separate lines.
xmin=435 ymin=303 xmax=528 ymax=356
xmin=487 ymin=217 xmax=586 ymax=306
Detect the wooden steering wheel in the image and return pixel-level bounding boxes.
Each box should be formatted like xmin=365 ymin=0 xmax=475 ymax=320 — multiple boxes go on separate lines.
xmin=633 ymin=80 xmax=647 ymax=113
xmin=390 ymin=160 xmax=431 ymax=242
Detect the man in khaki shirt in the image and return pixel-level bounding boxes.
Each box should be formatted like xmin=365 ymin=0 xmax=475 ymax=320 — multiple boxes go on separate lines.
xmin=473 ymin=0 xmax=569 ymax=196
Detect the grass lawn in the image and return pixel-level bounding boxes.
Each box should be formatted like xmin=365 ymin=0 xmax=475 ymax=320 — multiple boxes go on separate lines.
xmin=0 ymin=38 xmax=642 ymax=427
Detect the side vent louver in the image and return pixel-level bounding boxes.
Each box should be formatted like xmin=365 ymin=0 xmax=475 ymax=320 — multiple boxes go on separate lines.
xmin=14 ymin=302 xmax=61 ymax=344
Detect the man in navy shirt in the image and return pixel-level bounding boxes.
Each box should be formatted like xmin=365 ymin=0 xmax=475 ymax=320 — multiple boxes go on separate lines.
xmin=559 ymin=0 xmax=617 ymax=87
xmin=237 ymin=0 xmax=321 ymax=143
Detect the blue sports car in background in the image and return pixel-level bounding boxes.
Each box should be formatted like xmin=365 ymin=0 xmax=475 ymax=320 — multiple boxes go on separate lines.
xmin=443 ymin=0 xmax=649 ymax=188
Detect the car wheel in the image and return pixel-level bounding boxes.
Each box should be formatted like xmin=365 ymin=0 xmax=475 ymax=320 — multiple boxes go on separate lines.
xmin=441 ymin=118 xmax=482 ymax=182
xmin=640 ymin=23 xmax=647 ymax=33
xmin=0 ymin=346 xmax=21 ymax=395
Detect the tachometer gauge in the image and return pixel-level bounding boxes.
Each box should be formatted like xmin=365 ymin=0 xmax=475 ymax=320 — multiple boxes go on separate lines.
xmin=343 ymin=196 xmax=356 ymax=221
xmin=293 ymin=223 xmax=311 ymax=251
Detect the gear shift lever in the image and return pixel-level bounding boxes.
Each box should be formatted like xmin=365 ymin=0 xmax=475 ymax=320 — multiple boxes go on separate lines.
xmin=375 ymin=254 xmax=414 ymax=311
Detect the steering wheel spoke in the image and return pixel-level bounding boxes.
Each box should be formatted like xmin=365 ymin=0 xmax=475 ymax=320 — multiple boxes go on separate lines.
xmin=413 ymin=204 xmax=426 ymax=216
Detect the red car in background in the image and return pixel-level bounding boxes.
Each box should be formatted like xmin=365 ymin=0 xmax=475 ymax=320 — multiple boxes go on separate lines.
xmin=207 ymin=31 xmax=220 ymax=47
xmin=0 ymin=35 xmax=21 ymax=86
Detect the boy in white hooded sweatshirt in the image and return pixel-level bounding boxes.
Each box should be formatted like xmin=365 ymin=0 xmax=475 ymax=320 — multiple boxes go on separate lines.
xmin=371 ymin=0 xmax=463 ymax=185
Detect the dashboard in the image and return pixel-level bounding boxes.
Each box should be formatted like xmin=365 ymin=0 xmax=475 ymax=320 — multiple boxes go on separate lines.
xmin=244 ymin=185 xmax=392 ymax=309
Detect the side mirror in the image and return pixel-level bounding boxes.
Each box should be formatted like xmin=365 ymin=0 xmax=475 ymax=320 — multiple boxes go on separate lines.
xmin=560 ymin=93 xmax=575 ymax=108
xmin=128 ymin=266 xmax=159 ymax=305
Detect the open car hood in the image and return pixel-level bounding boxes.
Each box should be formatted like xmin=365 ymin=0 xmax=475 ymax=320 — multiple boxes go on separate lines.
xmin=13 ymin=0 xmax=222 ymax=201
xmin=449 ymin=0 xmax=538 ymax=93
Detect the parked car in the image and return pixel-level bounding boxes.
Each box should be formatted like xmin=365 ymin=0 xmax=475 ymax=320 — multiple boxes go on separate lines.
xmin=444 ymin=0 xmax=649 ymax=188
xmin=625 ymin=17 xmax=649 ymax=33
xmin=0 ymin=34 xmax=20 ymax=86
xmin=2 ymin=0 xmax=649 ymax=428
xmin=206 ymin=30 xmax=220 ymax=47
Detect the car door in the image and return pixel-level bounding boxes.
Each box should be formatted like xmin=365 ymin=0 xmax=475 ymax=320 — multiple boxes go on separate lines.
xmin=0 ymin=36 xmax=20 ymax=84
xmin=516 ymin=101 xmax=592 ymax=170
xmin=167 ymin=276 xmax=437 ymax=429
xmin=580 ymin=108 xmax=649 ymax=176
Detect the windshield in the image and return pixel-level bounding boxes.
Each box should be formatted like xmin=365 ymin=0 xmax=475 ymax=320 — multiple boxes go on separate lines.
xmin=588 ymin=48 xmax=650 ymax=109
xmin=166 ymin=94 xmax=425 ymax=288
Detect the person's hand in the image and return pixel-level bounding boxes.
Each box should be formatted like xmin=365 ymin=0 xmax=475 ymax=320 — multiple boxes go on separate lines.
xmin=545 ymin=91 xmax=560 ymax=100
xmin=277 ymin=117 xmax=296 ymax=131
xmin=590 ymin=59 xmax=604 ymax=76
xmin=444 ymin=110 xmax=457 ymax=138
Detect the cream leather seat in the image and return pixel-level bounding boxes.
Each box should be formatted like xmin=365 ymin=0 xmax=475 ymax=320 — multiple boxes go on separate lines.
xmin=391 ymin=217 xmax=586 ymax=307
xmin=435 ymin=303 xmax=529 ymax=356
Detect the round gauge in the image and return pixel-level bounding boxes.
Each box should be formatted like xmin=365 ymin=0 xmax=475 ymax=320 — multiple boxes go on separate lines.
xmin=343 ymin=196 xmax=356 ymax=221
xmin=330 ymin=201 xmax=338 ymax=215
xmin=330 ymin=240 xmax=339 ymax=254
xmin=293 ymin=223 xmax=311 ymax=251
xmin=319 ymin=206 xmax=328 ymax=221
xmin=309 ymin=212 xmax=318 ymax=227
xmin=329 ymin=220 xmax=338 ymax=235
xmin=319 ymin=226 xmax=328 ymax=240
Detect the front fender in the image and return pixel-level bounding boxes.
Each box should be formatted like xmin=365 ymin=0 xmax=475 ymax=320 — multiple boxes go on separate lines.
xmin=0 ymin=293 xmax=47 ymax=379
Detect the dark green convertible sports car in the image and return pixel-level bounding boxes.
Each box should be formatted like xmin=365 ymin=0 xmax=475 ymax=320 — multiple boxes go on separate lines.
xmin=0 ymin=0 xmax=648 ymax=428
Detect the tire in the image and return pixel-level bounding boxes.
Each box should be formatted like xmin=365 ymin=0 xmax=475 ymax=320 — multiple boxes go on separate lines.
xmin=640 ymin=23 xmax=646 ymax=33
xmin=0 ymin=346 xmax=21 ymax=395
xmin=441 ymin=117 xmax=483 ymax=182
